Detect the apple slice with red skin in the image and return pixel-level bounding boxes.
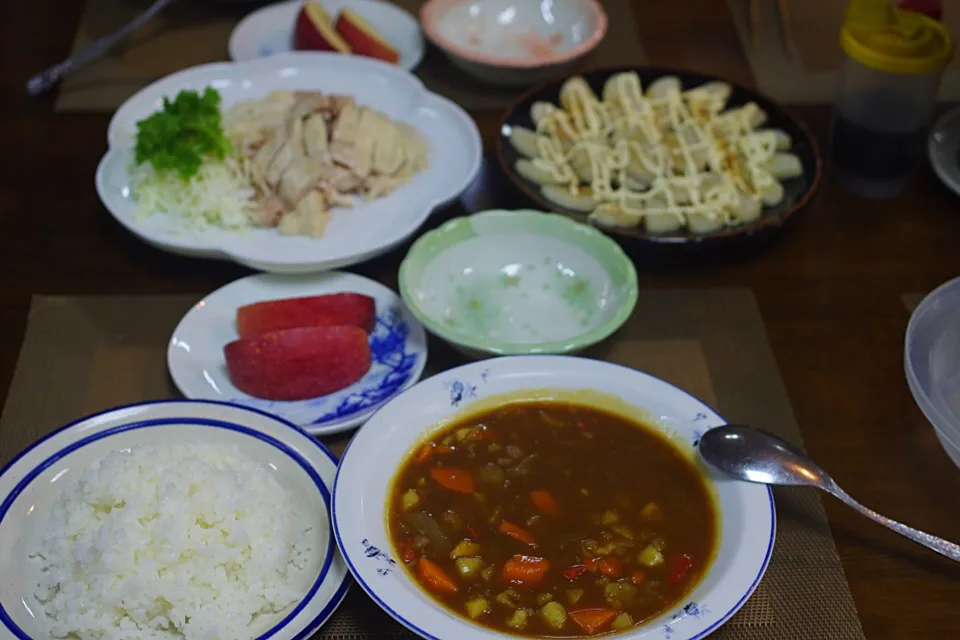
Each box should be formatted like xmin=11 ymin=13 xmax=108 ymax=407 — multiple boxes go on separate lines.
xmin=335 ymin=7 xmax=400 ymax=64
xmin=236 ymin=293 xmax=376 ymax=338
xmin=224 ymin=325 xmax=371 ymax=401
xmin=294 ymin=1 xmax=351 ymax=53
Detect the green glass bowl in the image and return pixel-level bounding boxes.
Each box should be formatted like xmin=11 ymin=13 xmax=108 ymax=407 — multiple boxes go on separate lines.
xmin=399 ymin=209 xmax=638 ymax=358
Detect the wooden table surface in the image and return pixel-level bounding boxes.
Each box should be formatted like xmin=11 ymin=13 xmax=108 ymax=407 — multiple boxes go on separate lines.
xmin=3 ymin=0 xmax=960 ymax=638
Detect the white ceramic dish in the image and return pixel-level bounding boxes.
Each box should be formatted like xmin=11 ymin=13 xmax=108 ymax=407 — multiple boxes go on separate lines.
xmin=399 ymin=209 xmax=638 ymax=358
xmin=98 ymin=52 xmax=481 ymax=274
xmin=929 ymin=107 xmax=960 ymax=198
xmin=0 ymin=399 xmax=349 ymax=640
xmin=420 ymin=0 xmax=607 ymax=87
xmin=168 ymin=271 xmax=428 ymax=436
xmin=229 ymin=0 xmax=425 ymax=69
xmin=905 ymin=274 xmax=960 ymax=469
xmin=333 ymin=356 xmax=775 ymax=640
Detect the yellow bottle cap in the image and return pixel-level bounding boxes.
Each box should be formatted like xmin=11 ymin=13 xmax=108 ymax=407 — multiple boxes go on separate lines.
xmin=840 ymin=0 xmax=953 ymax=75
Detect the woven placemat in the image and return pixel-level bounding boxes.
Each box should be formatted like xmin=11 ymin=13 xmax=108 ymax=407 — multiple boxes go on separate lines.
xmin=54 ymin=0 xmax=645 ymax=113
xmin=0 ymin=289 xmax=865 ymax=639
xmin=725 ymin=0 xmax=960 ymax=103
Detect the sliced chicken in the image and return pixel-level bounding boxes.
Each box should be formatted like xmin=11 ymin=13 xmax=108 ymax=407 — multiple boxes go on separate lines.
xmin=255 ymin=194 xmax=285 ymax=227
xmin=252 ymin=126 xmax=285 ymax=179
xmin=371 ymin=111 xmax=405 ymax=177
xmin=332 ymin=102 xmax=361 ymax=144
xmin=266 ymin=115 xmax=305 ymax=186
xmin=278 ymin=157 xmax=327 ymax=207
xmin=278 ymin=190 xmax=330 ymax=237
xmin=303 ymin=114 xmax=329 ymax=160
xmin=317 ymin=182 xmax=355 ymax=208
xmin=329 ymin=141 xmax=358 ymax=169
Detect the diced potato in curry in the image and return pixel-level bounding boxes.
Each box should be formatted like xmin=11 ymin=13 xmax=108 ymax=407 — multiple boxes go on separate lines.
xmin=388 ymin=401 xmax=716 ymax=636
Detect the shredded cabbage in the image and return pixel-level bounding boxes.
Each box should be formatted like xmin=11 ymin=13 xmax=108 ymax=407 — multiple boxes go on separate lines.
xmin=130 ymin=157 xmax=257 ymax=232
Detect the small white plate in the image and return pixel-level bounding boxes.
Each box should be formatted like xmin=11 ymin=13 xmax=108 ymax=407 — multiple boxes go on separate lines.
xmin=930 ymin=107 xmax=960 ymax=198
xmin=0 ymin=400 xmax=349 ymax=640
xmin=333 ymin=356 xmax=775 ymax=640
xmin=98 ymin=52 xmax=481 ymax=274
xmin=168 ymin=272 xmax=428 ymax=436
xmin=230 ymin=0 xmax=425 ymax=70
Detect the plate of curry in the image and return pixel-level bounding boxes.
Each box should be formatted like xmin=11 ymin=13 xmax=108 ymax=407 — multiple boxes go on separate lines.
xmin=333 ymin=356 xmax=775 ymax=640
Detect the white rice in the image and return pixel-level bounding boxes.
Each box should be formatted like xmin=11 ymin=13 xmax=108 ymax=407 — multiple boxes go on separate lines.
xmin=31 ymin=443 xmax=319 ymax=640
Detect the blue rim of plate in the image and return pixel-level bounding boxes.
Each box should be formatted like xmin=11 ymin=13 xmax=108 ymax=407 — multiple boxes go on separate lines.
xmin=331 ymin=355 xmax=776 ymax=640
xmin=0 ymin=399 xmax=350 ymax=640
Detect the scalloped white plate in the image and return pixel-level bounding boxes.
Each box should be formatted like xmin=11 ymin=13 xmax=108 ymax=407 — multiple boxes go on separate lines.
xmin=333 ymin=356 xmax=775 ymax=640
xmin=97 ymin=53 xmax=481 ymax=274
xmin=229 ymin=0 xmax=424 ymax=70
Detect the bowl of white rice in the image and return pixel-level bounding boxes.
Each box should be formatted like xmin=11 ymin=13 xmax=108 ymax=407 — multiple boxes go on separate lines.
xmin=0 ymin=399 xmax=349 ymax=640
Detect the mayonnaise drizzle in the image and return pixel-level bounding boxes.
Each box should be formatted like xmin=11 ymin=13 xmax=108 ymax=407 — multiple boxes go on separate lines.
xmin=523 ymin=73 xmax=793 ymax=230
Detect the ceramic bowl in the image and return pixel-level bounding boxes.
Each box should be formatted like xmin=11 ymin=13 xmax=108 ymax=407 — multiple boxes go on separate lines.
xmin=332 ymin=355 xmax=776 ymax=640
xmin=905 ymin=275 xmax=960 ymax=469
xmin=398 ymin=209 xmax=638 ymax=358
xmin=419 ymin=0 xmax=607 ymax=87
xmin=0 ymin=400 xmax=349 ymax=640
xmin=929 ymin=107 xmax=960 ymax=199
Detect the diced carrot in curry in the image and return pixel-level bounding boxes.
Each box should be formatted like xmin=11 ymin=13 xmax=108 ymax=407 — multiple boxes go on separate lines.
xmin=387 ymin=401 xmax=717 ymax=637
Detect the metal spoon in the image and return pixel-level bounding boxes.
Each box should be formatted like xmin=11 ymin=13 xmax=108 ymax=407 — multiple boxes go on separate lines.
xmin=698 ymin=424 xmax=960 ymax=563
xmin=25 ymin=0 xmax=179 ymax=97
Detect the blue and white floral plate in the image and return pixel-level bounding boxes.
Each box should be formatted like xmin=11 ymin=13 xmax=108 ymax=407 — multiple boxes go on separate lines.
xmin=332 ymin=356 xmax=775 ymax=640
xmin=167 ymin=272 xmax=428 ymax=436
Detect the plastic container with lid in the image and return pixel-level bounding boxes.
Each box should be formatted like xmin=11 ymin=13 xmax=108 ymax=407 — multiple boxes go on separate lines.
xmin=830 ymin=0 xmax=954 ymax=198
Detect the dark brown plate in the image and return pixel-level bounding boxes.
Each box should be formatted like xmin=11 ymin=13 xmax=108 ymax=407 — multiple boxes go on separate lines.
xmin=495 ymin=66 xmax=823 ymax=248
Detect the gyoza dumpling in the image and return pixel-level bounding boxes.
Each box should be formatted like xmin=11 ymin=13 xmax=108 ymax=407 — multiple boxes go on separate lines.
xmin=507 ymin=126 xmax=540 ymax=158
xmin=626 ymin=141 xmax=662 ymax=185
xmin=530 ymin=101 xmax=558 ymax=127
xmin=750 ymin=167 xmax=784 ymax=205
xmin=647 ymin=75 xmax=682 ymax=99
xmin=559 ymin=76 xmax=600 ymax=114
xmin=515 ymin=159 xmax=564 ymax=186
xmin=590 ymin=203 xmax=644 ymax=228
xmin=542 ymin=184 xmax=597 ymax=213
xmin=760 ymin=153 xmax=803 ymax=180
xmin=687 ymin=212 xmax=725 ymax=234
xmin=602 ymin=72 xmax=644 ymax=112
xmin=684 ymin=81 xmax=732 ymax=114
xmin=725 ymin=191 xmax=763 ymax=224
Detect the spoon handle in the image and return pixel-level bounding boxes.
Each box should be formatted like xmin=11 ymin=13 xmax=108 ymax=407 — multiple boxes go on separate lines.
xmin=828 ymin=484 xmax=960 ymax=562
xmin=25 ymin=0 xmax=178 ymax=96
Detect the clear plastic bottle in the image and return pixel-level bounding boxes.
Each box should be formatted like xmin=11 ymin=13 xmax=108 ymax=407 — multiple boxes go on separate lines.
xmin=829 ymin=0 xmax=953 ymax=198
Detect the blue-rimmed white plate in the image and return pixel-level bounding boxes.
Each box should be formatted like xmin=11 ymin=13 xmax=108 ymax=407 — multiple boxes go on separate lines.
xmin=332 ymin=356 xmax=775 ymax=640
xmin=167 ymin=272 xmax=428 ymax=436
xmin=0 ymin=399 xmax=349 ymax=640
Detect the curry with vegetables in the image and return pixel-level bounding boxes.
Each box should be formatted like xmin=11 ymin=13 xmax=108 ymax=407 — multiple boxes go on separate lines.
xmin=387 ymin=401 xmax=718 ymax=637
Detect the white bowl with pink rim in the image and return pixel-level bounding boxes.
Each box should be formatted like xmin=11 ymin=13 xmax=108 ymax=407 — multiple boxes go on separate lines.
xmin=420 ymin=0 xmax=608 ymax=87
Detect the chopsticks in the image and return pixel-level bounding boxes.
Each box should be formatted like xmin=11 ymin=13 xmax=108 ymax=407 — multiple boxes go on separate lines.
xmin=747 ymin=0 xmax=798 ymax=58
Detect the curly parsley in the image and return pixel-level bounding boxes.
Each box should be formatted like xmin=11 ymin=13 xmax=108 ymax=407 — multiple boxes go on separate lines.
xmin=134 ymin=87 xmax=232 ymax=180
